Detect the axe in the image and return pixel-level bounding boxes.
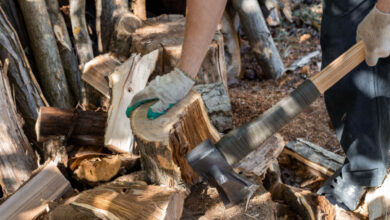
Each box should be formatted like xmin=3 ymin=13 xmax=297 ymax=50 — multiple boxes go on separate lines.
xmin=186 ymin=41 xmax=366 ymax=207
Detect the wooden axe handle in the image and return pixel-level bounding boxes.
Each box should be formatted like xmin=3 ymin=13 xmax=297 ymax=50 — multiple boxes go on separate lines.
xmin=311 ymin=41 xmax=365 ymax=93
xmin=216 ymin=41 xmax=366 ymax=165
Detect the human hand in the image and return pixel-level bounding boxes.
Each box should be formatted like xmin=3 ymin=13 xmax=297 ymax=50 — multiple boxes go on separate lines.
xmin=126 ymin=67 xmax=195 ymax=119
xmin=357 ymin=5 xmax=390 ymax=66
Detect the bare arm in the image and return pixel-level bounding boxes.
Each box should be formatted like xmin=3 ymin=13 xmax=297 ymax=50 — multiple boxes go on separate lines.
xmin=377 ymin=0 xmax=390 ymax=13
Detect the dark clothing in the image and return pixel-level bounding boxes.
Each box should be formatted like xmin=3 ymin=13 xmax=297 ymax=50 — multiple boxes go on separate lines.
xmin=321 ymin=0 xmax=390 ymax=187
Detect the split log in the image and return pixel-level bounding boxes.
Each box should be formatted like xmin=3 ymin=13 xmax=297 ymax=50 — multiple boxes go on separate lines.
xmin=46 ymin=0 xmax=82 ymax=101
xmin=18 ymin=0 xmax=74 ymax=108
xmin=36 ymin=107 xmax=107 ymax=146
xmin=232 ymin=0 xmax=285 ymax=79
xmin=0 ymin=60 xmax=37 ymax=197
xmin=105 ymin=50 xmax=159 ymax=153
xmin=82 ymin=54 xmax=121 ymax=98
xmin=364 ymin=175 xmax=390 ymax=220
xmin=0 ymin=162 xmax=72 ymax=220
xmin=47 ymin=181 xmax=186 ymax=220
xmin=235 ymin=134 xmax=285 ymax=176
xmin=131 ymin=90 xmax=221 ymax=188
xmin=221 ymin=11 xmax=241 ymax=81
xmin=73 ymin=155 xmax=121 ymax=183
xmin=283 ymin=139 xmax=344 ymax=177
xmin=131 ymin=0 xmax=147 ymax=20
xmin=131 ymin=14 xmax=228 ymax=91
xmin=194 ymin=83 xmax=233 ymax=132
xmin=0 ymin=8 xmax=47 ymax=142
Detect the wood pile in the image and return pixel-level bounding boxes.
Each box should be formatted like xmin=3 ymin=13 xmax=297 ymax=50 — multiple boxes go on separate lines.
xmin=0 ymin=1 xmax=385 ymax=219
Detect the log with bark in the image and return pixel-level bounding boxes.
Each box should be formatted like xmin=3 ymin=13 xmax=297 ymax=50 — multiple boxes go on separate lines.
xmin=105 ymin=50 xmax=159 ymax=153
xmin=131 ymin=14 xmax=228 ymax=91
xmin=18 ymin=0 xmax=74 ymax=108
xmin=0 ymin=59 xmax=37 ymax=198
xmin=131 ymin=90 xmax=221 ymax=188
xmin=0 ymin=162 xmax=72 ymax=220
xmin=47 ymin=181 xmax=186 ymax=219
xmin=46 ymin=0 xmax=82 ymax=101
xmin=36 ymin=107 xmax=107 ymax=146
xmin=232 ymin=0 xmax=285 ymax=79
xmin=82 ymin=54 xmax=121 ymax=98
xmin=0 ymin=8 xmax=47 ymax=143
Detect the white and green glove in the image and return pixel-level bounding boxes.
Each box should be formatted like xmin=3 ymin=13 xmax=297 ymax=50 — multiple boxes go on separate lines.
xmin=126 ymin=67 xmax=195 ymax=119
xmin=357 ymin=5 xmax=390 ymax=66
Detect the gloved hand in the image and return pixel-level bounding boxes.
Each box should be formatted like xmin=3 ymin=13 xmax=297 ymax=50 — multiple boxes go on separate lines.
xmin=126 ymin=67 xmax=195 ymax=119
xmin=357 ymin=5 xmax=390 ymax=66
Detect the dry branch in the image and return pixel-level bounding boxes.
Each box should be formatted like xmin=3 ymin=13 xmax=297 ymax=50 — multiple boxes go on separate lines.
xmin=232 ymin=0 xmax=285 ymax=79
xmin=18 ymin=0 xmax=74 ymax=108
xmin=0 ymin=60 xmax=37 ymax=197
xmin=46 ymin=0 xmax=82 ymax=101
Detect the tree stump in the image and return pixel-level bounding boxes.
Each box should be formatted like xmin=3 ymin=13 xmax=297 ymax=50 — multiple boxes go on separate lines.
xmin=131 ymin=14 xmax=228 ymax=91
xmin=131 ymin=90 xmax=220 ymax=188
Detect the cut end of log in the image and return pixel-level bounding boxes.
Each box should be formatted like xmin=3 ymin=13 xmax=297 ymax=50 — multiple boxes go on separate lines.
xmin=131 ymin=90 xmax=220 ymax=187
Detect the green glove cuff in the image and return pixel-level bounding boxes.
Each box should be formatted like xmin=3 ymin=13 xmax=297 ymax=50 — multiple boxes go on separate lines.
xmin=126 ymin=98 xmax=158 ymax=118
xmin=147 ymin=103 xmax=174 ymax=119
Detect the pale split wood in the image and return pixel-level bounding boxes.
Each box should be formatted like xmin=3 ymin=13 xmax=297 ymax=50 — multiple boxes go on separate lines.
xmin=0 ymin=162 xmax=72 ymax=220
xmin=47 ymin=182 xmax=185 ymax=220
xmin=105 ymin=50 xmax=159 ymax=153
xmin=364 ymin=175 xmax=390 ymax=220
xmin=82 ymin=54 xmax=121 ymax=98
xmin=131 ymin=0 xmax=147 ymax=20
xmin=311 ymin=41 xmax=365 ymax=94
xmin=221 ymin=11 xmax=241 ymax=80
xmin=74 ymin=155 xmax=122 ymax=183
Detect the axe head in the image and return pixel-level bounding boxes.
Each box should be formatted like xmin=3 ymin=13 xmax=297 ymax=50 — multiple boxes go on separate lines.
xmin=186 ymin=139 xmax=258 ymax=208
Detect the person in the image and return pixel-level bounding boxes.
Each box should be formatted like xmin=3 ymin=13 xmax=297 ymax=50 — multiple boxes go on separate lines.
xmin=127 ymin=0 xmax=390 ymax=211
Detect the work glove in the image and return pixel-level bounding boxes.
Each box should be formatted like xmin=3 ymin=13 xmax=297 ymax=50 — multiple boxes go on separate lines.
xmin=357 ymin=5 xmax=390 ymax=66
xmin=126 ymin=67 xmax=195 ymax=119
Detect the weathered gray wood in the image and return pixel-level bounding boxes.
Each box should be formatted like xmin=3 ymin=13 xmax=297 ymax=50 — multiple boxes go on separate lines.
xmin=0 ymin=7 xmax=47 ymax=143
xmin=18 ymin=0 xmax=74 ymax=108
xmin=232 ymin=0 xmax=285 ymax=79
xmin=235 ymin=134 xmax=285 ymax=176
xmin=194 ymin=83 xmax=233 ymax=132
xmin=46 ymin=0 xmax=82 ymax=101
xmin=284 ymin=138 xmax=344 ymax=176
xmin=0 ymin=60 xmax=37 ymax=198
xmin=221 ymin=11 xmax=241 ymax=81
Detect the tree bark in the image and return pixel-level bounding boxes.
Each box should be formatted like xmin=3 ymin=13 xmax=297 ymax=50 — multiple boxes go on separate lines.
xmin=0 ymin=8 xmax=47 ymax=143
xmin=105 ymin=50 xmax=158 ymax=154
xmin=131 ymin=90 xmax=221 ymax=188
xmin=232 ymin=0 xmax=285 ymax=79
xmin=131 ymin=14 xmax=228 ymax=91
xmin=100 ymin=0 xmax=128 ymax=53
xmin=69 ymin=0 xmax=100 ymax=106
xmin=0 ymin=60 xmax=37 ymax=198
xmin=17 ymin=0 xmax=74 ymax=108
xmin=47 ymin=181 xmax=185 ymax=220
xmin=46 ymin=0 xmax=82 ymax=102
xmin=36 ymin=107 xmax=107 ymax=146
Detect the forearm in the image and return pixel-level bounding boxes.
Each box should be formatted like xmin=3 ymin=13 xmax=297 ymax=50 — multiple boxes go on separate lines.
xmin=178 ymin=0 xmax=227 ymax=78
xmin=377 ymin=0 xmax=390 ymax=13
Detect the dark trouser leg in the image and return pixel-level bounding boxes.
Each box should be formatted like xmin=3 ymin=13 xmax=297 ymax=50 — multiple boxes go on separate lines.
xmin=322 ymin=0 xmax=390 ymax=187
